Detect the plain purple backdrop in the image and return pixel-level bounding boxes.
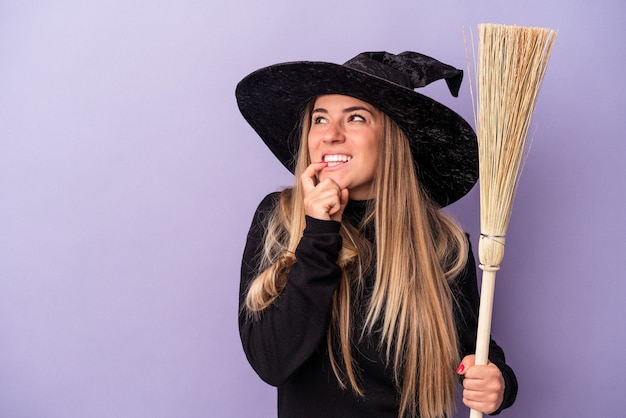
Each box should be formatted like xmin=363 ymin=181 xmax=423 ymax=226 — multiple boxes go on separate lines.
xmin=1 ymin=1 xmax=624 ymax=417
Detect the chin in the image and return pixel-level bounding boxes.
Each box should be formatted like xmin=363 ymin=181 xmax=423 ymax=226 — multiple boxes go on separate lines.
xmin=319 ymin=173 xmax=345 ymax=187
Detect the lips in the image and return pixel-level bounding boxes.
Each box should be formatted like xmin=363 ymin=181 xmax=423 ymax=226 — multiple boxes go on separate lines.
xmin=323 ymin=154 xmax=352 ymax=167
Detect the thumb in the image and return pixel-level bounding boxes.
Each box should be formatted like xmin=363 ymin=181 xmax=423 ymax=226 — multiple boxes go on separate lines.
xmin=340 ymin=188 xmax=349 ymax=206
xmin=329 ymin=188 xmax=349 ymax=222
xmin=457 ymin=355 xmax=476 ymax=375
xmin=337 ymin=188 xmax=350 ymax=216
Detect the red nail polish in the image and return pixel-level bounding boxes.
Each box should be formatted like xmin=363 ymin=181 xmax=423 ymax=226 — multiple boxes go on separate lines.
xmin=456 ymin=364 xmax=465 ymax=374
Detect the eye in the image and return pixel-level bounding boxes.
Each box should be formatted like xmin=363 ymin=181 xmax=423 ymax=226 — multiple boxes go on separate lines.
xmin=312 ymin=115 xmax=328 ymax=124
xmin=348 ymin=113 xmax=366 ymax=122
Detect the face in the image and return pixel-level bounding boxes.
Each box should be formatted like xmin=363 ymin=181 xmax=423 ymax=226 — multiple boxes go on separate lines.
xmin=307 ymin=94 xmax=382 ymax=200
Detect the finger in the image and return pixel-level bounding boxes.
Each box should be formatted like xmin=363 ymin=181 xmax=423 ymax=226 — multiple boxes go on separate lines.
xmin=461 ymin=363 xmax=505 ymax=414
xmin=462 ymin=386 xmax=503 ymax=415
xmin=462 ymin=397 xmax=499 ymax=415
xmin=328 ymin=188 xmax=349 ymax=220
xmin=301 ymin=162 xmax=328 ymax=195
xmin=463 ymin=361 xmax=499 ymax=380
xmin=303 ymin=178 xmax=342 ymax=220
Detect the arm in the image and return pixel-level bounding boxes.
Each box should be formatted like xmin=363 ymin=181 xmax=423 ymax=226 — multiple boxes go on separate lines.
xmin=454 ymin=239 xmax=518 ymax=415
xmin=238 ymin=192 xmax=342 ymax=386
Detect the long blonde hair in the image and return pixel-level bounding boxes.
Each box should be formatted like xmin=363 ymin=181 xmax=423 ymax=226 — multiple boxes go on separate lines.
xmin=245 ymin=100 xmax=469 ymax=418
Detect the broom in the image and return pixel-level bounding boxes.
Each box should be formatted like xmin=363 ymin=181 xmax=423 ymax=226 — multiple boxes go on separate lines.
xmin=467 ymin=24 xmax=557 ymax=418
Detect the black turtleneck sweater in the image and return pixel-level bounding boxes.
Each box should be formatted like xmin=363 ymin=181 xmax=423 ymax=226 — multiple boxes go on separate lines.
xmin=239 ymin=192 xmax=517 ymax=417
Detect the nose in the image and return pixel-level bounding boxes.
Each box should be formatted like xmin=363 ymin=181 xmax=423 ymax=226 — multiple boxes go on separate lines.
xmin=322 ymin=121 xmax=346 ymax=144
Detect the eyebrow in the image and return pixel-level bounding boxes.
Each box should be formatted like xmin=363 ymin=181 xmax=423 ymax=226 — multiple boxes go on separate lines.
xmin=312 ymin=106 xmax=375 ymax=115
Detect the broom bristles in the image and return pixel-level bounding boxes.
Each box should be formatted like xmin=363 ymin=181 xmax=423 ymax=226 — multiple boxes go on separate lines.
xmin=476 ymin=24 xmax=558 ymax=269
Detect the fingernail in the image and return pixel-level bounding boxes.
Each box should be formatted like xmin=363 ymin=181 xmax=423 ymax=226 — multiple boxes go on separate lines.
xmin=456 ymin=364 xmax=465 ymax=374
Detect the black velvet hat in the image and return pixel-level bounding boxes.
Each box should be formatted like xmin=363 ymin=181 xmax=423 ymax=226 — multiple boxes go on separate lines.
xmin=235 ymin=51 xmax=478 ymax=207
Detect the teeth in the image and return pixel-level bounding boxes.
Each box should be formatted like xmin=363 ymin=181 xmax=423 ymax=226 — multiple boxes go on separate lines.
xmin=323 ymin=154 xmax=352 ymax=163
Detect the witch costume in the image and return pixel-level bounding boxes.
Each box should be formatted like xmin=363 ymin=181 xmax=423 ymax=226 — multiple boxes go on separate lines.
xmin=236 ymin=51 xmax=518 ymax=417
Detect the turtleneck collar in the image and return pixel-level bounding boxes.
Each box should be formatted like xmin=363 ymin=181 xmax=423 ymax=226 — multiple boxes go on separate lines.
xmin=343 ymin=199 xmax=374 ymax=230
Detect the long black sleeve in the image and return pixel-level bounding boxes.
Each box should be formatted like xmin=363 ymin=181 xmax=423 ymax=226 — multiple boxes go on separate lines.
xmin=239 ymin=192 xmax=343 ymax=386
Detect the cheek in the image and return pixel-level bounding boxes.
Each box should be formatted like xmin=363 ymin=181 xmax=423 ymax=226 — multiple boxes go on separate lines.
xmin=305 ymin=137 xmax=315 ymax=160
xmin=366 ymin=140 xmax=381 ymax=168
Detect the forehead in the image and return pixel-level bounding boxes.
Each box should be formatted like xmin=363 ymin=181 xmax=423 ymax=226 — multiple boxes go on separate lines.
xmin=312 ymin=94 xmax=377 ymax=111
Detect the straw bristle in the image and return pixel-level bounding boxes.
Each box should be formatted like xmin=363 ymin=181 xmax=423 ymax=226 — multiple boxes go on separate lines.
xmin=475 ymin=24 xmax=557 ymax=269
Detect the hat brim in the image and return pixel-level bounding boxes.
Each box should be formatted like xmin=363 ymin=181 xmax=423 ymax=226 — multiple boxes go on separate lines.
xmin=236 ymin=61 xmax=478 ymax=206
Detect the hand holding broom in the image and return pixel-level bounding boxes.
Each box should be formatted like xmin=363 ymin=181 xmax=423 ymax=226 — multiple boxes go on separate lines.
xmin=468 ymin=23 xmax=557 ymax=418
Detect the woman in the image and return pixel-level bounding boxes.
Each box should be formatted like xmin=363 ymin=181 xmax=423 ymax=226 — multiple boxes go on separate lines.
xmin=236 ymin=51 xmax=517 ymax=418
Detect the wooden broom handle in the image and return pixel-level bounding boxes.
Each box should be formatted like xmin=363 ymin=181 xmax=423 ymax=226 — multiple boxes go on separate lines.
xmin=469 ymin=268 xmax=498 ymax=418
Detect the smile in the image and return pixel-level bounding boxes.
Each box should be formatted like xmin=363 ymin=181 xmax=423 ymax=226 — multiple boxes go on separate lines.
xmin=323 ymin=154 xmax=352 ymax=167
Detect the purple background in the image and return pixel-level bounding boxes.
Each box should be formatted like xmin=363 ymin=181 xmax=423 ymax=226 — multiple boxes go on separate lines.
xmin=1 ymin=1 xmax=624 ymax=417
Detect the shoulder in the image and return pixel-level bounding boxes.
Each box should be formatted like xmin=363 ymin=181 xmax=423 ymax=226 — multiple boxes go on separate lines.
xmin=242 ymin=192 xmax=285 ymax=270
xmin=253 ymin=191 xmax=277 ymax=214
xmin=247 ymin=190 xmax=281 ymax=216
xmin=450 ymin=233 xmax=479 ymax=307
xmin=248 ymin=191 xmax=287 ymax=232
